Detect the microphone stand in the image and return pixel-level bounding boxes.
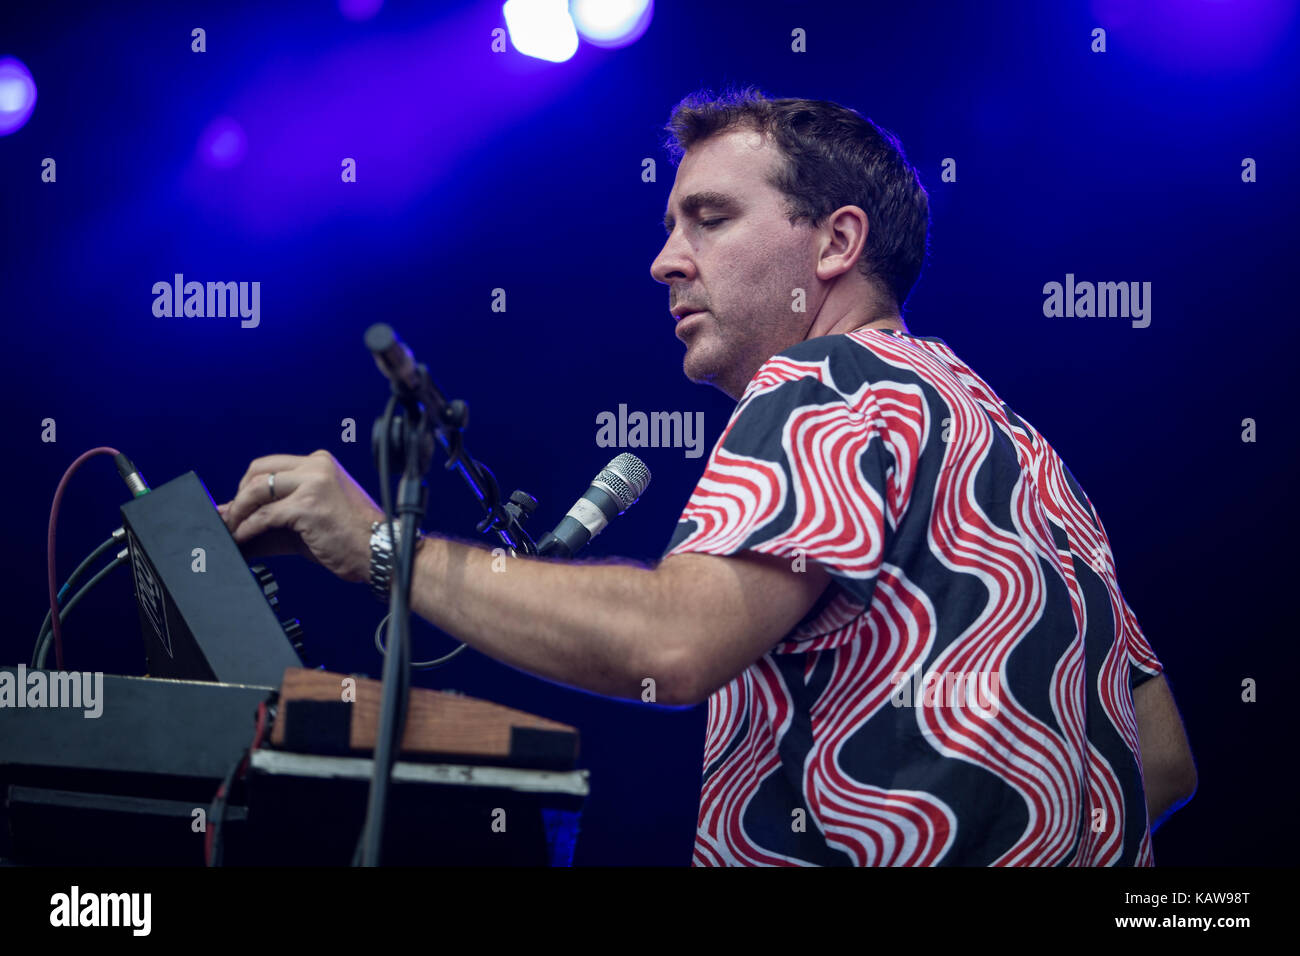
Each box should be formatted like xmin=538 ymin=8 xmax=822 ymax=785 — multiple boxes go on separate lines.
xmin=358 ymin=324 xmax=538 ymax=866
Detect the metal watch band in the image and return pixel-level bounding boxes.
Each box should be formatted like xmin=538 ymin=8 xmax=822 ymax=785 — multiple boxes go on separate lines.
xmin=369 ymin=520 xmax=424 ymax=603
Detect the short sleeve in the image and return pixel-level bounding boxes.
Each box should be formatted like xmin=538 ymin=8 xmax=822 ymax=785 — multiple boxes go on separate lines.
xmin=1061 ymin=462 xmax=1164 ymax=689
xmin=1122 ymin=592 xmax=1164 ymax=689
xmin=662 ymin=357 xmax=911 ymax=592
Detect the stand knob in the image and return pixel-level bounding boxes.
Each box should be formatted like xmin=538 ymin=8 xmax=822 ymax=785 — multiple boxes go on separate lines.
xmin=509 ymin=490 xmax=539 ymax=516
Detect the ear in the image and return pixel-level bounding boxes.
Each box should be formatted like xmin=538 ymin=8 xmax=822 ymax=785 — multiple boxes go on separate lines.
xmin=814 ymin=205 xmax=869 ymax=281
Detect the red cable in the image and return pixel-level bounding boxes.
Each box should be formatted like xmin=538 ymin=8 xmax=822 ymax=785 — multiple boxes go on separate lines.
xmin=204 ymin=783 xmax=225 ymax=865
xmin=205 ymin=701 xmax=271 ymax=866
xmin=46 ymin=446 xmax=121 ymax=670
xmin=241 ymin=701 xmax=270 ymax=775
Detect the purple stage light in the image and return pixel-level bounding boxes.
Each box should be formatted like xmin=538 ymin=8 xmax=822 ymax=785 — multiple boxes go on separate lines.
xmin=198 ymin=116 xmax=248 ymax=168
xmin=0 ymin=57 xmax=37 ymax=136
xmin=180 ymin=4 xmax=594 ymax=238
xmin=1091 ymin=0 xmax=1298 ymax=72
xmin=339 ymin=0 xmax=384 ymax=22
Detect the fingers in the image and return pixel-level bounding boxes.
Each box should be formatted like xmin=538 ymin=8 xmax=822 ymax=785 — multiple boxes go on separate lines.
xmin=229 ymin=497 xmax=297 ymax=547
xmin=223 ymin=471 xmax=295 ymax=532
xmin=219 ymin=450 xmax=377 ymax=581
xmin=236 ymin=453 xmax=317 ymax=495
xmin=224 ymin=451 xmax=335 ymax=531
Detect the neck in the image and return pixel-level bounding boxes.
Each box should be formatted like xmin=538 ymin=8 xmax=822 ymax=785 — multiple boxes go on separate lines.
xmin=804 ymin=283 xmax=909 ymax=339
xmin=810 ymin=311 xmax=908 ymax=339
xmin=851 ymin=315 xmax=907 ymax=334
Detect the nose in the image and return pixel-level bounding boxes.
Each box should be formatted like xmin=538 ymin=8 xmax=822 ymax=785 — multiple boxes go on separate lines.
xmin=650 ymin=230 xmax=696 ymax=286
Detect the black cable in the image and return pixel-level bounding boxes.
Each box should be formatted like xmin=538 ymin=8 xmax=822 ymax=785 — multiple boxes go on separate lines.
xmin=33 ymin=552 xmax=129 ymax=669
xmin=206 ymin=750 xmax=243 ymax=867
xmin=31 ymin=531 xmax=121 ymax=666
xmin=62 ymin=531 xmax=122 ymax=599
xmin=207 ymin=700 xmax=274 ymax=867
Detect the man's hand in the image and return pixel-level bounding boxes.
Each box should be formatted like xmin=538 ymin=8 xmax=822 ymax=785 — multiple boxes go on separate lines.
xmin=216 ymin=450 xmax=384 ymax=584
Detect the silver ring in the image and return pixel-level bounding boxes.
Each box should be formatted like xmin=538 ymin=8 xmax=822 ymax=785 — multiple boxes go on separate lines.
xmin=268 ymin=472 xmax=277 ymax=501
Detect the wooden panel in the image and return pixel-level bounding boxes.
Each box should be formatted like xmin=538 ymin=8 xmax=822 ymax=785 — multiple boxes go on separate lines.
xmin=269 ymin=668 xmax=577 ymax=764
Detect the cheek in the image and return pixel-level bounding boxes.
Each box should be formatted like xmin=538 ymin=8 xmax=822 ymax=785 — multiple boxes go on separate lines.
xmin=724 ymin=256 xmax=804 ymax=322
xmin=712 ymin=237 xmax=785 ymax=305
xmin=738 ymin=228 xmax=806 ymax=279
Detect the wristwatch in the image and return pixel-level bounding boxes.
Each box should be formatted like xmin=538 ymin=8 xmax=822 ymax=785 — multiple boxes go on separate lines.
xmin=369 ymin=520 xmax=425 ymax=603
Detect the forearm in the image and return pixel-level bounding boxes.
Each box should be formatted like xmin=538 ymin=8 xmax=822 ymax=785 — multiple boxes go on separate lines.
xmin=1134 ymin=675 xmax=1197 ymax=833
xmin=406 ymin=535 xmax=685 ymax=703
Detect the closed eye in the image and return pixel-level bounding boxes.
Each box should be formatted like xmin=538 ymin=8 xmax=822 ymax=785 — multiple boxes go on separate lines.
xmin=700 ymin=218 xmax=727 ymax=229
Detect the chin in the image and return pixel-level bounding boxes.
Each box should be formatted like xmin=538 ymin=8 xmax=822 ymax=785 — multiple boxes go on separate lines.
xmin=682 ymin=348 xmax=719 ymax=386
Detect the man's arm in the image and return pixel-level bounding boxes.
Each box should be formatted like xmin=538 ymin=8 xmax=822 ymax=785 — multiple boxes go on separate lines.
xmin=1133 ymin=674 xmax=1197 ymax=830
xmin=217 ymin=450 xmax=831 ymax=707
xmin=410 ymin=538 xmax=831 ymax=707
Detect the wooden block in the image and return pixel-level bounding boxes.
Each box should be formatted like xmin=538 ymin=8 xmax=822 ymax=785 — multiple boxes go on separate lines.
xmin=269 ymin=668 xmax=579 ymax=769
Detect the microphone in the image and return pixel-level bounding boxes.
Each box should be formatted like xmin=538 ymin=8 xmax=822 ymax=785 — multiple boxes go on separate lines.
xmin=537 ymin=453 xmax=651 ymax=558
xmin=364 ymin=323 xmax=422 ymax=395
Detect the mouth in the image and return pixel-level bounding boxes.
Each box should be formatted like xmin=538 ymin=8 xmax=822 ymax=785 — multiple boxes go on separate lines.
xmin=674 ymin=311 xmax=707 ymax=339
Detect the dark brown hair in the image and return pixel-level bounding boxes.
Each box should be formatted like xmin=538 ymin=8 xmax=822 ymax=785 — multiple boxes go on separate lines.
xmin=664 ymin=86 xmax=930 ymax=310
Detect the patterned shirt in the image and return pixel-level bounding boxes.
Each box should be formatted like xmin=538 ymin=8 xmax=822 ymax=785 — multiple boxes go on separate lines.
xmin=663 ymin=328 xmax=1164 ymax=866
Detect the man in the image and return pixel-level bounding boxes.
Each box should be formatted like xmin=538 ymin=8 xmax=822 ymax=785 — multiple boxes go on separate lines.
xmin=218 ymin=89 xmax=1196 ymax=865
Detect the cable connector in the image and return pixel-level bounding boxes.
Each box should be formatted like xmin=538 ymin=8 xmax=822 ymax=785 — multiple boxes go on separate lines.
xmin=114 ymin=453 xmax=150 ymax=498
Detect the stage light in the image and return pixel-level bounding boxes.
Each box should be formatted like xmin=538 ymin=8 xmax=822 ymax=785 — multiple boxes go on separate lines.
xmin=503 ymin=0 xmax=580 ymax=62
xmin=198 ymin=116 xmax=247 ymax=169
xmin=0 ymin=57 xmax=37 ymax=137
xmin=570 ymin=0 xmax=654 ymax=48
xmin=1090 ymin=0 xmax=1297 ymax=72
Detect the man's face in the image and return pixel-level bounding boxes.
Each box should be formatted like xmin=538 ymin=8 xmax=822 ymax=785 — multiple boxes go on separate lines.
xmin=651 ymin=127 xmax=819 ymax=399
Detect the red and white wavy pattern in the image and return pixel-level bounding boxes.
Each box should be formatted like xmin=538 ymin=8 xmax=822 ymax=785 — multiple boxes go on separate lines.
xmin=803 ymin=567 xmax=954 ymax=865
xmin=758 ymin=401 xmax=889 ymax=579
xmin=671 ymin=446 xmax=787 ymax=555
xmin=678 ymin=329 xmax=1161 ymax=866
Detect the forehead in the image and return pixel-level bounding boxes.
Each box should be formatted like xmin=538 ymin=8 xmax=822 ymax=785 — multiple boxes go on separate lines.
xmin=667 ymin=127 xmax=781 ymax=206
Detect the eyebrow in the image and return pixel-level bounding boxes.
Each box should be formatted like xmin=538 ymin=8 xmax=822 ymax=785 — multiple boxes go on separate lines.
xmin=663 ymin=190 xmax=741 ymax=233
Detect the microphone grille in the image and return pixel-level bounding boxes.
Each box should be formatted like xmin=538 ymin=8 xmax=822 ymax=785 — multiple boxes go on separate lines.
xmin=596 ymin=453 xmax=652 ymax=512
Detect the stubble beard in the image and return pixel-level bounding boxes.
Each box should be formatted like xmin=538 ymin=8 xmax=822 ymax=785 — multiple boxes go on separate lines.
xmin=682 ymin=315 xmax=767 ymax=400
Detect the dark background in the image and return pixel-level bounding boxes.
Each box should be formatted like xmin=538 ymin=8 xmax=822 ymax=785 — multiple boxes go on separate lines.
xmin=2 ymin=0 xmax=1296 ymax=865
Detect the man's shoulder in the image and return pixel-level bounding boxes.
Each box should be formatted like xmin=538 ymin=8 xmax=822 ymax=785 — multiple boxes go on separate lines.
xmin=770 ymin=330 xmax=873 ymax=364
xmin=746 ymin=330 xmax=922 ymax=403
